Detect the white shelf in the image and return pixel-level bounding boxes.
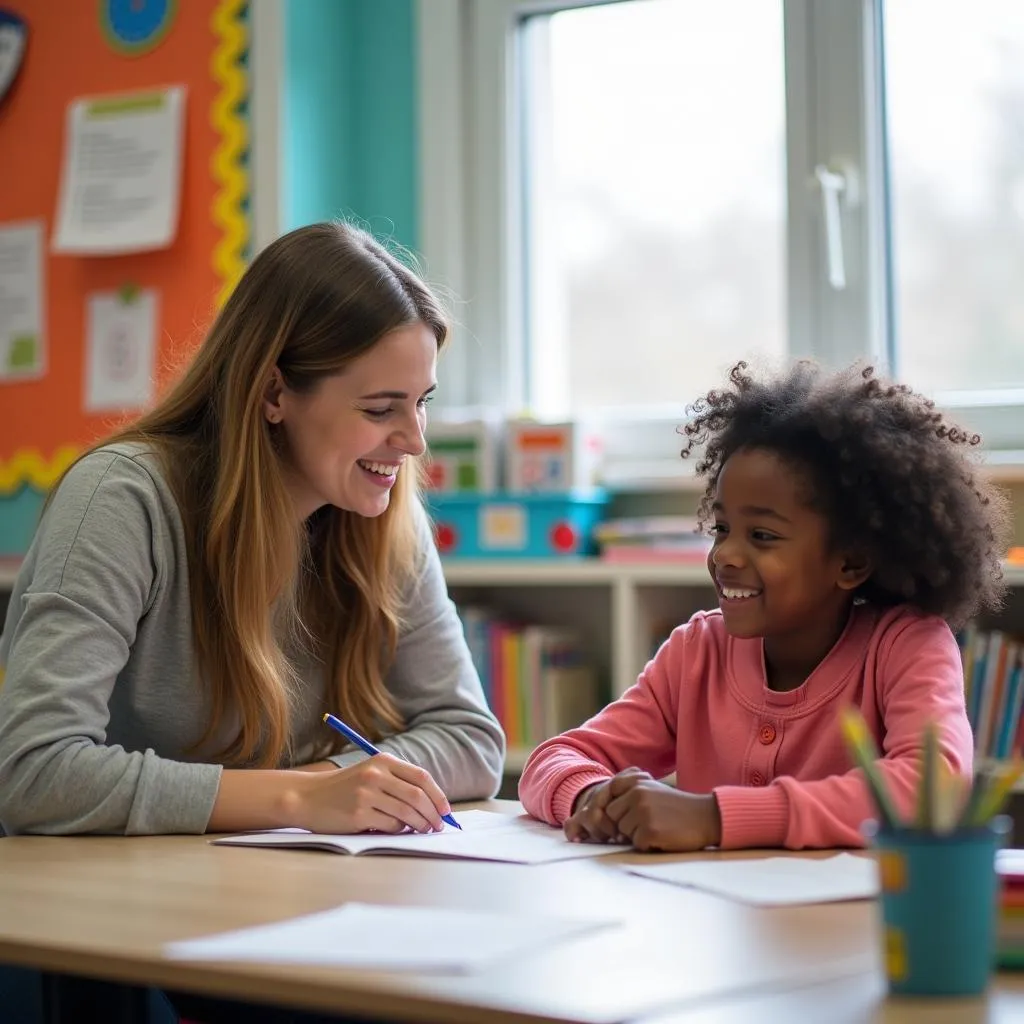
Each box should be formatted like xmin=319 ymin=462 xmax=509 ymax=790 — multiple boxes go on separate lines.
xmin=505 ymin=747 xmax=531 ymax=773
xmin=444 ymin=558 xmax=1024 ymax=588
xmin=441 ymin=559 xmax=712 ymax=586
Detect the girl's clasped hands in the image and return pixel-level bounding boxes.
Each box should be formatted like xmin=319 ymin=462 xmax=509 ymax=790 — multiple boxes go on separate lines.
xmin=564 ymin=767 xmax=722 ymax=852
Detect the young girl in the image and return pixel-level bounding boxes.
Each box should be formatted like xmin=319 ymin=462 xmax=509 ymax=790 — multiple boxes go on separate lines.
xmin=0 ymin=221 xmax=504 ymax=839
xmin=519 ymin=360 xmax=1008 ymax=851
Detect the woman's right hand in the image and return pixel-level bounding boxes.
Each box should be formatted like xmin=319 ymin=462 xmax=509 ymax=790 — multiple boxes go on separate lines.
xmin=292 ymin=753 xmax=451 ymax=834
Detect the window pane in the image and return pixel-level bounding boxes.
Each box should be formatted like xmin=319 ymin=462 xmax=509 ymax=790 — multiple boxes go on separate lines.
xmin=519 ymin=0 xmax=786 ymax=417
xmin=885 ymin=0 xmax=1024 ymax=393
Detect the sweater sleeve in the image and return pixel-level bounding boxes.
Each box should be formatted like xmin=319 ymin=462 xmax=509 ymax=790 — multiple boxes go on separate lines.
xmin=518 ymin=629 xmax=683 ymax=825
xmin=713 ymin=614 xmax=973 ymax=850
xmin=0 ymin=454 xmax=222 ymax=836
xmin=327 ymin=505 xmax=505 ymax=800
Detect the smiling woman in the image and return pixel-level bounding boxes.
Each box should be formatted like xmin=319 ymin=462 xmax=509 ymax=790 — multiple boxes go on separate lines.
xmin=264 ymin=322 xmax=438 ymax=521
xmin=0 ymin=221 xmax=505 ymax=843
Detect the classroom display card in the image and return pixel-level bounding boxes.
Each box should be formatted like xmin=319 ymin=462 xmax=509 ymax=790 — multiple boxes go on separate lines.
xmin=0 ymin=220 xmax=44 ymax=380
xmin=212 ymin=809 xmax=626 ymax=865
xmin=625 ymin=853 xmax=879 ymax=907
xmin=84 ymin=287 xmax=158 ymax=411
xmin=164 ymin=902 xmax=616 ymax=973
xmin=53 ymin=86 xmax=186 ymax=254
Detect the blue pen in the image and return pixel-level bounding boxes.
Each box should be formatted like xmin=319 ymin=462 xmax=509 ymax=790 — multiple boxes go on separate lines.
xmin=321 ymin=713 xmax=462 ymax=830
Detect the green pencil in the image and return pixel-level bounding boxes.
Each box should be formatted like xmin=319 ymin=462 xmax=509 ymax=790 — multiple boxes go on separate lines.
xmin=967 ymin=758 xmax=1024 ymax=827
xmin=957 ymin=768 xmax=991 ymax=829
xmin=916 ymin=722 xmax=939 ymax=831
xmin=838 ymin=707 xmax=901 ymax=829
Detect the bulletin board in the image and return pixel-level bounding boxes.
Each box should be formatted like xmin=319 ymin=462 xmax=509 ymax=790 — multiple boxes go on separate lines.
xmin=0 ymin=0 xmax=248 ymax=508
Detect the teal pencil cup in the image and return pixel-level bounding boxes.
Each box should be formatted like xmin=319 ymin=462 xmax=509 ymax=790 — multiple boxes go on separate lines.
xmin=868 ymin=816 xmax=1011 ymax=997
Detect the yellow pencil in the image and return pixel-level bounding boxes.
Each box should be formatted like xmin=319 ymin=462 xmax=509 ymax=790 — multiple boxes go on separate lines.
xmin=838 ymin=707 xmax=901 ymax=829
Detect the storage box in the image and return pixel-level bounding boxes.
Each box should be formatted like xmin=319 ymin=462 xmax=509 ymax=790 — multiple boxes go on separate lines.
xmin=426 ymin=491 xmax=608 ymax=559
xmin=504 ymin=420 xmax=603 ymax=494
xmin=425 ymin=421 xmax=498 ymax=494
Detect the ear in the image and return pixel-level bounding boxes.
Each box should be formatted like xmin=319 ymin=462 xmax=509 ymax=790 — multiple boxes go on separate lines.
xmin=836 ymin=551 xmax=872 ymax=592
xmin=262 ymin=366 xmax=286 ymax=425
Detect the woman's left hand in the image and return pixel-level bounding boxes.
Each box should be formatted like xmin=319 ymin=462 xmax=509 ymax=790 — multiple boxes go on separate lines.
xmin=604 ymin=775 xmax=722 ymax=852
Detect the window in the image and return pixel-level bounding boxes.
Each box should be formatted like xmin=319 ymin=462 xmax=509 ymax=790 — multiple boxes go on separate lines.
xmin=418 ymin=0 xmax=1024 ymax=476
xmin=519 ymin=0 xmax=786 ymax=417
xmin=885 ymin=0 xmax=1024 ymax=396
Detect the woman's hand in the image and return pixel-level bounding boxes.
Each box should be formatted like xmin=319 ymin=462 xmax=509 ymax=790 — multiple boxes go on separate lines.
xmin=563 ymin=767 xmax=651 ymax=843
xmin=604 ymin=774 xmax=722 ymax=852
xmin=291 ymin=754 xmax=452 ymax=834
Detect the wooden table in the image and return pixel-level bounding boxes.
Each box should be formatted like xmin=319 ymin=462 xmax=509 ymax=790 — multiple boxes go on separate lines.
xmin=0 ymin=800 xmax=1020 ymax=1024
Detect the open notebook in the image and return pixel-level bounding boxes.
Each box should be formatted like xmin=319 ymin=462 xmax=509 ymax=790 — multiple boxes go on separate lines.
xmin=211 ymin=809 xmax=626 ymax=865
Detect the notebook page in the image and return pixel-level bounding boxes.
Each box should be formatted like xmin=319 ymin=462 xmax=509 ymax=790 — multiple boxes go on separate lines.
xmin=164 ymin=901 xmax=616 ymax=972
xmin=624 ymin=853 xmax=879 ymax=906
xmin=211 ymin=809 xmax=627 ymax=865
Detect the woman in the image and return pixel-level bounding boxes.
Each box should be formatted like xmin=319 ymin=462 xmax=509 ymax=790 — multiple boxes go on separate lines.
xmin=0 ymin=221 xmax=504 ymax=840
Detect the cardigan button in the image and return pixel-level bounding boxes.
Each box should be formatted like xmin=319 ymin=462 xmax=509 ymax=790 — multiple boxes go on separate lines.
xmin=750 ymin=770 xmax=766 ymax=786
xmin=758 ymin=723 xmax=777 ymax=745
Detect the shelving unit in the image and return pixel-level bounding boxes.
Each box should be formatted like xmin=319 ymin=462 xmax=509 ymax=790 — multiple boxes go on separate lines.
xmin=442 ymin=559 xmax=1024 ymax=775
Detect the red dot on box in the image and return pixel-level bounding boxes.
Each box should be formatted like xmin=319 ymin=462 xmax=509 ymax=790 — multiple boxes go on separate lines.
xmin=435 ymin=523 xmax=457 ymax=553
xmin=550 ymin=522 xmax=577 ymax=552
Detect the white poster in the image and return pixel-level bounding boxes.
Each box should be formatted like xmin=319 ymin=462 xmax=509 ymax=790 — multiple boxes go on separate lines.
xmin=53 ymin=86 xmax=186 ymax=254
xmin=0 ymin=220 xmax=45 ymax=381
xmin=84 ymin=288 xmax=158 ymax=412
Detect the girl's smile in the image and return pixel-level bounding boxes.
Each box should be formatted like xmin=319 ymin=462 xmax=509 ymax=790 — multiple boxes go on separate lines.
xmin=707 ymin=447 xmax=867 ymax=690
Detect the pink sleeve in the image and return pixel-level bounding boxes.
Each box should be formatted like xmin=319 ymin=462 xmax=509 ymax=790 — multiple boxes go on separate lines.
xmin=518 ymin=629 xmax=685 ymax=824
xmin=714 ymin=614 xmax=973 ymax=850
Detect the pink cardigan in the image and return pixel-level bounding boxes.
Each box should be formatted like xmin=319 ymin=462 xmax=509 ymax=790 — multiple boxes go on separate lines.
xmin=519 ymin=604 xmax=973 ymax=849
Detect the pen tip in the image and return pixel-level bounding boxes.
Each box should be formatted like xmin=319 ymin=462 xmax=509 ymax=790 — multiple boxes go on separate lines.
xmin=322 ymin=713 xmax=329 ymax=722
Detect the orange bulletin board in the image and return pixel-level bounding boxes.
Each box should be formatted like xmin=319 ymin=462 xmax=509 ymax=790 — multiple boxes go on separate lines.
xmin=0 ymin=0 xmax=248 ymax=496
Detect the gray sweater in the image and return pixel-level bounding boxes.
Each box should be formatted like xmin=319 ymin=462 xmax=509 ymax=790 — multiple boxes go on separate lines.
xmin=0 ymin=444 xmax=504 ymax=835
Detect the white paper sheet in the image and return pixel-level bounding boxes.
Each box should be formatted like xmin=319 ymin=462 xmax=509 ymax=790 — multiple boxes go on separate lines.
xmin=212 ymin=809 xmax=627 ymax=865
xmin=84 ymin=288 xmax=158 ymax=411
xmin=625 ymin=853 xmax=879 ymax=907
xmin=53 ymin=86 xmax=185 ymax=254
xmin=164 ymin=902 xmax=615 ymax=973
xmin=0 ymin=220 xmax=45 ymax=380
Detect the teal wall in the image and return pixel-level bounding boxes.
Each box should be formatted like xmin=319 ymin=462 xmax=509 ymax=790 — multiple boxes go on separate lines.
xmin=0 ymin=487 xmax=43 ymax=558
xmin=284 ymin=0 xmax=419 ymax=251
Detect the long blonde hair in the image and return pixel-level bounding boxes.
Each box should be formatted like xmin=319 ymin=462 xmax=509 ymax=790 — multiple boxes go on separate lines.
xmin=58 ymin=222 xmax=448 ymax=767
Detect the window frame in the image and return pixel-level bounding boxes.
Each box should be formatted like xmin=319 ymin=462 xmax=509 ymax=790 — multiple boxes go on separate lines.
xmin=417 ymin=0 xmax=1024 ymax=484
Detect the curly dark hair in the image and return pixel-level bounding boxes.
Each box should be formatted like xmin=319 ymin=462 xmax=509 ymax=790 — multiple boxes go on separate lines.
xmin=680 ymin=360 xmax=1010 ymax=627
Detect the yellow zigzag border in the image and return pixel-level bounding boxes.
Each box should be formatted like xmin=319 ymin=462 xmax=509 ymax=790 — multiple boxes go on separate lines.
xmin=210 ymin=0 xmax=250 ymax=308
xmin=0 ymin=447 xmax=80 ymax=496
xmin=0 ymin=2 xmax=250 ymax=492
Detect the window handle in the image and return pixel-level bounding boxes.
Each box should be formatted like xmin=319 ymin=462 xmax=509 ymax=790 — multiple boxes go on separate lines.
xmin=813 ymin=162 xmax=859 ymax=291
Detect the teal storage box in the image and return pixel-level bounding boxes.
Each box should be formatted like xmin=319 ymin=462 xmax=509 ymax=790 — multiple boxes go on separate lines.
xmin=426 ymin=491 xmax=608 ymax=559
